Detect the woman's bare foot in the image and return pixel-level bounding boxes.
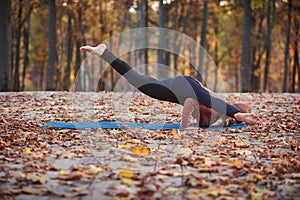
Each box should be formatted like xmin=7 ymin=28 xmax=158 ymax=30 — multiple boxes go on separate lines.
xmin=80 ymin=44 xmax=106 ymax=56
xmin=234 ymin=112 xmax=262 ymax=125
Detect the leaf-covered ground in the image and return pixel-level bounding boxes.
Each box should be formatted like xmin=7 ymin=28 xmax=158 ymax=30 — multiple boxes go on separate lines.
xmin=0 ymin=92 xmax=299 ymax=200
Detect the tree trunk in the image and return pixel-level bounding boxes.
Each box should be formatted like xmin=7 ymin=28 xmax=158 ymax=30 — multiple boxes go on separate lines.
xmin=157 ymin=0 xmax=167 ymax=79
xmin=109 ymin=30 xmax=114 ymax=91
xmin=74 ymin=6 xmax=86 ymax=91
xmin=138 ymin=0 xmax=149 ymax=75
xmin=251 ymin=14 xmax=264 ymax=91
xmin=21 ymin=11 xmax=31 ymax=91
xmin=13 ymin=0 xmax=23 ymax=91
xmin=62 ymin=10 xmax=73 ymax=91
xmin=240 ymin=0 xmax=252 ymax=92
xmin=0 ymin=0 xmax=12 ymax=91
xmin=263 ymin=0 xmax=274 ymax=92
xmin=291 ymin=13 xmax=299 ymax=92
xmin=292 ymin=40 xmax=299 ymax=93
xmin=172 ymin=0 xmax=179 ymax=76
xmin=46 ymin=0 xmax=57 ymax=91
xmin=282 ymin=0 xmax=292 ymax=92
xmin=235 ymin=64 xmax=239 ymax=91
xmin=213 ymin=17 xmax=219 ymax=92
xmin=197 ymin=0 xmax=208 ymax=82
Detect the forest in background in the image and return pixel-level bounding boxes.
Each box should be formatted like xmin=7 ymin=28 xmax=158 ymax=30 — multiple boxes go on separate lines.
xmin=0 ymin=0 xmax=299 ymax=92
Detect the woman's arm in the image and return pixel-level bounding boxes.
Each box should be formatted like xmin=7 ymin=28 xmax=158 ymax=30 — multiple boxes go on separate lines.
xmin=181 ymin=98 xmax=200 ymax=128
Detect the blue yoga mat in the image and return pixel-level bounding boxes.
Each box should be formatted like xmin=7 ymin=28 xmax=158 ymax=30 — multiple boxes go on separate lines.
xmin=42 ymin=121 xmax=246 ymax=130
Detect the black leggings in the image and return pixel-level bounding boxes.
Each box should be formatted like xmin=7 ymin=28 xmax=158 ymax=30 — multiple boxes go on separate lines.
xmin=101 ymin=49 xmax=239 ymax=117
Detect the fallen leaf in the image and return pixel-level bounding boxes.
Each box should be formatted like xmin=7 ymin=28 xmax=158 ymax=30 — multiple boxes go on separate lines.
xmin=60 ymin=169 xmax=69 ymax=175
xmin=26 ymin=173 xmax=47 ymax=184
xmin=120 ymin=154 xmax=138 ymax=162
xmin=118 ymin=170 xmax=134 ymax=179
xmin=24 ymin=147 xmax=31 ymax=153
xmin=118 ymin=143 xmax=131 ymax=149
xmin=131 ymin=146 xmax=150 ymax=156
xmin=198 ymin=168 xmax=219 ymax=173
xmin=121 ymin=178 xmax=138 ymax=185
xmin=228 ymin=159 xmax=244 ymax=169
xmin=173 ymin=147 xmax=193 ymax=157
xmin=234 ymin=139 xmax=249 ymax=148
xmin=110 ymin=129 xmax=122 ymax=134
xmin=124 ymin=139 xmax=141 ymax=144
xmin=22 ymin=188 xmax=43 ymax=195
xmin=86 ymin=165 xmax=104 ymax=175
xmin=59 ymin=171 xmax=85 ymax=181
xmin=171 ymin=128 xmax=181 ymax=139
xmin=254 ymin=174 xmax=263 ymax=180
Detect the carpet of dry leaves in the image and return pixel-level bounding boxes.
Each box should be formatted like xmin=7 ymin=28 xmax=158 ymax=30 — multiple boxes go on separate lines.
xmin=0 ymin=92 xmax=299 ymax=200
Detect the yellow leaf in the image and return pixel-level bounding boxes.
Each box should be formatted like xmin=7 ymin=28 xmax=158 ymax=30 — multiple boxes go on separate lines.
xmin=20 ymin=173 xmax=26 ymax=178
xmin=261 ymin=118 xmax=267 ymax=123
xmin=118 ymin=170 xmax=134 ymax=179
xmin=86 ymin=165 xmax=104 ymax=175
xmin=254 ymin=174 xmax=263 ymax=180
xmin=203 ymin=158 xmax=215 ymax=167
xmin=124 ymin=139 xmax=140 ymax=144
xmin=22 ymin=188 xmax=43 ymax=195
xmin=24 ymin=147 xmax=31 ymax=153
xmin=60 ymin=169 xmax=69 ymax=175
xmin=234 ymin=140 xmax=248 ymax=148
xmin=118 ymin=143 xmax=131 ymax=149
xmin=110 ymin=129 xmax=122 ymax=134
xmin=171 ymin=128 xmax=181 ymax=139
xmin=121 ymin=178 xmax=138 ymax=185
xmin=112 ymin=196 xmax=131 ymax=200
xmin=199 ymin=187 xmax=231 ymax=198
xmin=215 ymin=140 xmax=225 ymax=146
xmin=229 ymin=159 xmax=244 ymax=169
xmin=131 ymin=146 xmax=150 ymax=156
xmin=59 ymin=171 xmax=84 ymax=181
xmin=120 ymin=154 xmax=138 ymax=162
xmin=60 ymin=153 xmax=76 ymax=159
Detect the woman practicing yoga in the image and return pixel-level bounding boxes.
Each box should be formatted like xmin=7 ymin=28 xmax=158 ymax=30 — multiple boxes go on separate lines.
xmin=80 ymin=44 xmax=261 ymax=128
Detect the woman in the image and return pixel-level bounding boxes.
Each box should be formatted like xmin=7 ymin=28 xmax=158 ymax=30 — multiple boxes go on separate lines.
xmin=80 ymin=44 xmax=261 ymax=128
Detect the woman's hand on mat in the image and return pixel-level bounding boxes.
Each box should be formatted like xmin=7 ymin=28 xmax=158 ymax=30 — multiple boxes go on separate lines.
xmin=234 ymin=112 xmax=262 ymax=125
xmin=80 ymin=44 xmax=106 ymax=56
